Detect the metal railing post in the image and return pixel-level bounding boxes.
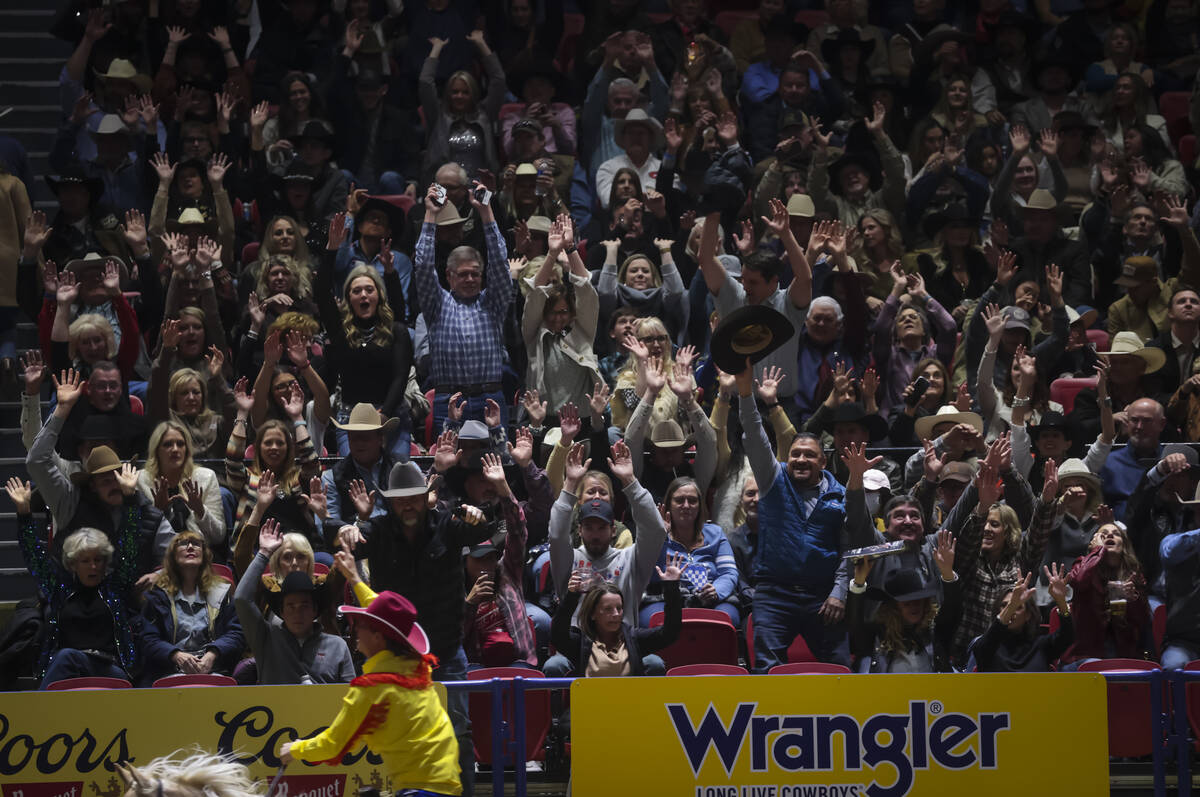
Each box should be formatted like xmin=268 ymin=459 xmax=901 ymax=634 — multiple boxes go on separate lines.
xmin=513 ymin=677 xmax=528 ymax=797
xmin=1151 ymin=669 xmax=1166 ymax=796
xmin=490 ymin=677 xmax=506 ymax=797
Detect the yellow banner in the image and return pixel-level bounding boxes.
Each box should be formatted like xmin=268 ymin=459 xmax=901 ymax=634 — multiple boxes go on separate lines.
xmin=571 ymin=674 xmax=1109 ymax=797
xmin=0 ymin=684 xmax=444 ymax=797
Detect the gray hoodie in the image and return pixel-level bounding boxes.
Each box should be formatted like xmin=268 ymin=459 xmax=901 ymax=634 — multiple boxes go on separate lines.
xmin=234 ymin=551 xmax=355 ymax=684
xmin=549 ymin=479 xmax=666 ymax=627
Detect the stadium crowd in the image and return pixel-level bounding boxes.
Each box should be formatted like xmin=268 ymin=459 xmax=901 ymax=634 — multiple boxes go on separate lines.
xmin=6 ymin=0 xmax=1200 ymax=778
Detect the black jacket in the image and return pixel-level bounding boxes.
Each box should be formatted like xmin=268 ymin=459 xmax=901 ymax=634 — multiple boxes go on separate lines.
xmin=552 ymin=580 xmax=682 ymax=675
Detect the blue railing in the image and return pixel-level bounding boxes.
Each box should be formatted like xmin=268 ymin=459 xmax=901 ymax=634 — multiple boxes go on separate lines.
xmin=445 ymin=670 xmax=1200 ymax=797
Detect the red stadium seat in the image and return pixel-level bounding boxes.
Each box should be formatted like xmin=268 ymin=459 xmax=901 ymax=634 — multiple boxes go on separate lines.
xmin=795 ymin=10 xmax=830 ymax=29
xmin=130 ymin=395 xmax=144 ymax=415
xmin=152 ymin=674 xmax=238 ymax=687
xmin=1049 ymin=377 xmax=1097 ymax=414
xmin=1158 ymin=91 xmax=1191 ymax=147
xmin=787 ymin=633 xmax=818 ymax=663
xmin=240 ymin=241 xmax=260 ymax=267
xmin=769 ymin=662 xmax=851 ymax=674
xmin=466 ymin=667 xmax=551 ymax=763
xmin=1085 ymin=329 xmax=1109 ymax=350
xmin=211 ymin=563 xmax=235 ymax=584
xmin=1077 ymin=659 xmax=1162 ymax=758
xmin=667 ymin=663 xmax=749 ymax=676
xmin=46 ymin=677 xmax=132 ymax=690
xmin=651 ymin=617 xmax=739 ymax=670
xmin=649 ymin=608 xmax=734 ymax=627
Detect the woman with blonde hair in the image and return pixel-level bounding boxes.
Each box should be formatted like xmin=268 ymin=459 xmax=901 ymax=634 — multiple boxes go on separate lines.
xmin=850 ymin=209 xmax=906 ymax=306
xmin=50 ymin=268 xmax=140 ymax=380
xmin=139 ymin=530 xmax=244 ymax=684
xmin=419 ymin=30 xmax=506 ymax=182
xmin=139 ymin=420 xmax=225 ymax=552
xmin=598 ymin=237 xmax=686 ymax=338
xmin=240 ymin=215 xmax=318 ymax=304
xmin=149 ymin=363 xmax=235 ymax=459
xmin=612 ymin=316 xmax=683 ymax=433
xmin=318 ymin=216 xmax=413 ymax=457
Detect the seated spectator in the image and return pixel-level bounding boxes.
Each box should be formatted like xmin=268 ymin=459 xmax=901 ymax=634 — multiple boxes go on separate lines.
xmin=248 ymin=111 xmax=340 ymax=243
xmin=848 ymin=531 xmax=960 ymax=673
xmin=460 ymin=454 xmax=536 ymax=669
xmin=598 ymin=238 xmax=685 ymax=343
xmin=1098 ymin=395 xmax=1170 ymax=522
xmin=971 ymin=565 xmax=1075 ymax=672
xmin=501 ymin=124 xmax=572 ymax=219
xmin=8 ymin=470 xmax=141 ymax=688
xmin=850 ymin=209 xmax=907 ymax=309
xmin=40 ymin=255 xmax=139 ymax=382
xmin=552 ymin=553 xmax=684 ymax=677
xmin=1060 ymin=523 xmax=1152 ymax=670
xmin=234 ymin=520 xmax=354 ymax=684
xmin=138 ymin=530 xmax=244 ymax=685
xmin=149 ymin=331 xmax=235 ymax=460
xmin=641 ymin=477 xmax=740 ymax=626
xmin=137 ymin=420 xmax=225 ymax=556
xmin=147 ymin=153 xmax=236 ymax=263
xmin=1085 ymin=23 xmax=1154 ymax=99
xmin=319 ymin=403 xmax=400 ymax=527
xmin=285 ymin=121 xmax=349 ymax=224
xmin=239 ymin=255 xmax=318 ymax=342
xmin=419 ymin=31 xmax=505 ymax=184
xmin=239 ymin=216 xmax=319 ymax=305
xmin=333 ymin=192 xmax=413 ymax=310
xmin=888 ymin=358 xmax=955 ymax=443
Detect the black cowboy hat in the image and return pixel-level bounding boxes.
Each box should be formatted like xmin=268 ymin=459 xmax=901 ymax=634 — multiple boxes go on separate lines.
xmin=354 ymin=196 xmax=406 ymax=234
xmin=289 ymin=119 xmax=337 ymax=150
xmin=1030 ymin=48 xmax=1081 ymax=88
xmin=271 ymin=158 xmax=317 ymax=192
xmin=825 ymin=401 xmax=889 ymax=443
xmin=698 ymin=145 xmax=754 ymax=217
xmin=710 ymin=304 xmax=796 ymax=375
xmin=828 ymin=150 xmax=882 ymax=196
xmin=820 ymin=28 xmax=877 ymax=67
xmin=866 ymin=568 xmax=938 ymax=603
xmin=913 ymin=26 xmax=972 ymax=65
xmin=1029 ymin=410 xmax=1074 ymax=439
xmin=269 ymin=570 xmax=330 ymax=614
xmin=506 ymin=55 xmax=567 ymax=100
xmin=921 ymin=202 xmax=979 ymax=240
xmin=45 ymin=163 xmax=104 ymax=204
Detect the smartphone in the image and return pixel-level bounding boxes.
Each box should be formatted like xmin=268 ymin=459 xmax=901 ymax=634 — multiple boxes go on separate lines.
xmin=473 ymin=184 xmax=492 ymax=206
xmin=432 ymin=183 xmax=447 ymax=207
xmin=905 ymin=376 xmax=930 ymax=407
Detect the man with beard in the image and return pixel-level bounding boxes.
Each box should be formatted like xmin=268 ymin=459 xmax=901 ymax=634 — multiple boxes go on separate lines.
xmin=335 ymin=461 xmax=491 ymax=795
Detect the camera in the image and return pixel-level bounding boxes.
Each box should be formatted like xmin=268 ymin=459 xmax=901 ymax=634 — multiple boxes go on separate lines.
xmin=431 ymin=183 xmax=447 ymax=207
xmin=473 ymin=184 xmax=492 ymax=206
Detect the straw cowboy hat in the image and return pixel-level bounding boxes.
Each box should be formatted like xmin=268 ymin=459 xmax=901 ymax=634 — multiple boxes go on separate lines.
xmin=93 ymin=58 xmax=152 ymax=93
xmin=1098 ymin=331 xmax=1167 ymax=373
xmin=914 ymin=404 xmax=985 ymax=441
xmin=340 ymin=590 xmax=430 ymax=654
xmin=613 ymin=109 xmax=666 ymax=151
xmin=166 ymin=207 xmax=218 ymax=235
xmin=332 ymin=403 xmax=400 ymax=435
xmin=1055 ymin=458 xmax=1102 ymax=516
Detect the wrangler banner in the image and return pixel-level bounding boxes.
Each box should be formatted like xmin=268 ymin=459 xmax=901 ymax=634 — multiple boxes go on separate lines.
xmin=571 ymin=674 xmax=1109 ymax=797
xmin=0 ymin=684 xmax=446 ymax=797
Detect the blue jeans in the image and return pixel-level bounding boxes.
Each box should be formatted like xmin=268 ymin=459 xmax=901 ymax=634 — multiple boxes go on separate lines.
xmin=525 ymin=602 xmax=551 ymax=655
xmin=752 ymin=581 xmax=849 ymax=672
xmin=40 ymin=648 xmax=127 ymax=689
xmin=432 ymin=390 xmax=508 ymax=437
xmin=334 ymin=404 xmax=411 ymax=461
xmin=1162 ymin=641 xmax=1200 ymax=670
xmin=433 ymin=646 xmax=473 ymax=794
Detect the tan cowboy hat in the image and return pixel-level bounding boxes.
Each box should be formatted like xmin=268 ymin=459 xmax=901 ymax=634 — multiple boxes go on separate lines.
xmin=650 ymin=419 xmax=687 ymax=448
xmin=1098 ymin=331 xmax=1166 ymax=373
xmin=91 ymin=114 xmax=129 ymax=137
xmin=93 ymin=58 xmax=152 ymax=93
xmin=1055 ymin=458 xmax=1102 ymax=516
xmin=1020 ymin=189 xmax=1058 ymax=211
xmin=64 ymin=251 xmax=129 ymax=279
xmin=526 ymin=215 xmax=552 ymax=234
xmin=331 ymin=402 xmax=400 ymax=435
xmin=514 ymin=163 xmax=538 ymax=178
xmin=166 ymin=207 xmax=218 ymax=234
xmin=786 ymin=193 xmax=815 ymax=219
xmin=434 ymin=202 xmax=465 ymax=227
xmin=613 ymin=108 xmax=666 ymax=151
xmin=914 ymin=404 xmax=985 ymax=441
xmin=70 ymin=446 xmax=124 ymax=485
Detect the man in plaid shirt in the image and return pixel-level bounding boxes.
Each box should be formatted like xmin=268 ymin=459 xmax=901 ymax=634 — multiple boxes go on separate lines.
xmin=414 ymin=181 xmax=513 ymax=432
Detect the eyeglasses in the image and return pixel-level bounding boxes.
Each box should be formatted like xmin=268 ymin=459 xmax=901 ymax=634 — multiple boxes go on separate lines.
xmin=178 ymin=539 xmax=203 ymax=550
xmin=638 ymin=335 xmax=668 ymax=344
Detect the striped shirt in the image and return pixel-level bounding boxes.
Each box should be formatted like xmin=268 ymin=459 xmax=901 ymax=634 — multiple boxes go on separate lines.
xmin=413 ymin=219 xmax=511 ymax=386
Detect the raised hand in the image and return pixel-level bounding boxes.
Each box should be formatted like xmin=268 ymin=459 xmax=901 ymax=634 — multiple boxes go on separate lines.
xmin=922 ymin=439 xmax=948 ymax=483
xmin=20 ymin=350 xmax=45 ymax=395
xmin=151 ymin=475 xmax=171 ymax=510
xmin=1160 ymin=193 xmax=1190 ymax=228
xmin=509 ymin=426 xmax=534 ymax=468
xmin=204 ymin=344 xmax=224 ymax=379
xmin=1009 ymin=124 xmax=1031 ymax=153
xmin=586 ymin=381 xmax=611 ymax=420
xmin=608 ymin=439 xmax=635 ymax=485
xmin=327 ymin=212 xmax=347 ymax=251
xmin=664 ymin=116 xmax=684 ymax=152
xmin=995 ymin=248 xmax=1017 ymax=286
xmin=623 ymin=331 xmax=649 ymax=361
xmin=53 ymin=368 xmax=84 ymax=408
xmin=1130 ymin=158 xmax=1151 ymax=190
xmin=446 ymin=391 xmax=466 ymax=423
xmin=1045 ymin=263 xmax=1063 ymax=304
xmin=954 ymin=382 xmax=972 ymax=412
xmin=975 ymin=458 xmax=1002 ymax=509
xmin=56 ymin=270 xmax=79 ymax=305
xmin=256 ymin=470 xmax=278 ymax=510
xmin=151 ymin=152 xmax=175 ymax=185
xmin=281 ymin=380 xmax=305 ymax=420
xmin=558 ymin=402 xmax=581 ymax=444
xmin=297 ymin=475 xmax=327 ymax=520
xmin=258 ymin=517 xmax=283 ymax=554
xmin=715 ymin=110 xmax=739 ymax=145
xmin=755 ymin=365 xmax=785 ymax=405
xmin=207 ymin=152 xmax=231 ymax=186
xmin=262 ymin=329 xmax=282 ymax=366
xmin=642 ymin=357 xmax=666 ymax=395
xmin=481 ymin=452 xmax=509 ymax=490
xmin=1038 ymin=128 xmax=1059 ymax=158
xmin=655 ymin=551 xmax=686 ymax=582
xmin=732 ymin=219 xmax=755 ymax=255
xmin=864 ymin=101 xmax=886 ymax=134
xmin=116 ymin=463 xmax=139 ymax=496
xmin=285 ymin=330 xmax=309 ymax=368
xmin=348 ymin=478 xmax=376 ymax=520
xmin=933 ymin=529 xmax=956 ymax=581
xmin=982 ymin=302 xmax=1005 ymax=339
xmin=852 ymin=555 xmax=875 ymax=587
xmin=4 ymin=478 xmax=31 ymax=514
xmin=1041 ymin=457 xmax=1060 ymax=504
xmin=232 ymin=376 xmax=253 ymax=414
xmin=564 ymin=442 xmax=591 ymax=486
xmin=761 ymin=197 xmax=789 ymax=237
xmin=102 ymin=259 xmax=121 ymax=295
xmin=432 ymin=430 xmax=462 ymax=473
xmin=23 ymin=210 xmax=49 ymax=256
xmin=668 ymin=360 xmax=694 ymax=400
xmin=181 ymin=478 xmax=205 ymax=514
xmin=1044 ymin=562 xmax=1069 ymax=604
xmin=484 ymin=397 xmax=502 ymax=429
xmin=839 ymin=441 xmax=882 ymax=480
xmin=522 ymin=389 xmax=547 ymax=427
xmin=249 ymin=100 xmax=270 ymax=129
xmin=121 ymin=208 xmax=147 ymax=252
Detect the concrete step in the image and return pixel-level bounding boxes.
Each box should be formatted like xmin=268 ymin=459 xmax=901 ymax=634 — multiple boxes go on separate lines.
xmin=0 ymin=569 xmax=36 ymax=604
xmin=4 ymin=127 xmax=57 ymax=153
xmin=0 ymin=34 xmax=70 ymax=61
xmin=0 ymin=9 xmax=63 ymax=36
xmin=0 ymin=429 xmax=28 ymax=459
xmin=0 ymin=539 xmax=21 ymax=569
xmin=5 ymin=105 xmax=63 ymax=129
xmin=0 ymin=60 xmax=65 ymax=84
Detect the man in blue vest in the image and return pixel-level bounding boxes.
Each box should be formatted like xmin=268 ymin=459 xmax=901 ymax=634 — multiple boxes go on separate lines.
xmin=735 ymin=360 xmax=876 ymax=671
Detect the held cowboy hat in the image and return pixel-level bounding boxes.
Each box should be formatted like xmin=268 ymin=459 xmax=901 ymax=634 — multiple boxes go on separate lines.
xmin=613 ymin=109 xmax=666 ymax=151
xmin=70 ymin=445 xmax=124 ymax=485
xmin=914 ymin=404 xmax=985 ymax=441
xmin=1055 ymin=458 xmax=1102 ymax=516
xmin=380 ymin=461 xmax=432 ymax=499
xmin=709 ymin=305 xmax=796 ymax=375
xmin=1146 ymin=442 xmax=1200 ymax=476
xmin=1098 ymin=331 xmax=1167 ymax=373
xmin=340 ymin=590 xmax=430 ymax=654
xmin=332 ymin=403 xmax=400 ymax=435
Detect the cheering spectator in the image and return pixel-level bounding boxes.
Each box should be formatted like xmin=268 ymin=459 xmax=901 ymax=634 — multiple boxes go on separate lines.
xmin=419 ymin=31 xmax=506 ymax=183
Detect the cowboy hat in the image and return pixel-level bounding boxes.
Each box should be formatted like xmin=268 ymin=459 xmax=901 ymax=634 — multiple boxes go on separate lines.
xmin=820 ymin=28 xmax=878 ymax=66
xmin=1114 ymin=256 xmax=1158 ymax=289
xmin=938 ymin=460 xmax=976 ymax=484
xmin=866 ymin=569 xmax=938 ymax=603
xmin=613 ymin=109 xmax=666 ymax=151
xmin=45 ymin=163 xmax=104 ymax=204
xmin=435 ymin=202 xmax=466 ymax=227
xmin=64 ymin=251 xmax=129 ymax=279
xmin=93 ymin=58 xmax=152 ymax=93
xmin=506 ymin=55 xmax=567 ymax=100
xmin=354 ymin=196 xmax=405 ymax=234
xmin=270 ymin=571 xmax=330 ymax=614
xmin=1020 ymin=189 xmax=1058 ymax=212
xmin=332 ymin=403 xmax=400 ymax=435
xmin=922 ymin=202 xmax=978 ymax=240
xmin=70 ymin=445 xmax=124 ymax=485
xmin=828 ymin=150 xmax=882 ymax=196
xmin=709 ymin=304 xmax=796 ymax=375
xmin=91 ymin=114 xmax=130 ymax=137
xmin=1055 ymin=458 xmax=1102 ymax=515
xmin=1030 ymin=410 xmax=1073 ymax=438
xmin=825 ymin=402 xmax=889 ymax=443
xmin=650 ymin=419 xmax=687 ymax=449
xmin=1098 ymin=331 xmax=1166 ymax=373
xmin=380 ymin=461 xmax=431 ymax=499
xmin=913 ymin=26 xmax=972 ymax=64
xmin=914 ymin=404 xmax=985 ymax=441
xmin=166 ymin=207 xmax=218 ymax=234
xmin=786 ymin=193 xmax=815 ymax=219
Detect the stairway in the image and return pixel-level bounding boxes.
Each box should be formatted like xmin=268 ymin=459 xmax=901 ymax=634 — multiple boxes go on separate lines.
xmin=0 ymin=0 xmax=68 ymax=602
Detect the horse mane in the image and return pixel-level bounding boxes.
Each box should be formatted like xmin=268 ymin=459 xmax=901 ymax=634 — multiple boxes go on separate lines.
xmin=121 ymin=750 xmax=264 ymax=797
